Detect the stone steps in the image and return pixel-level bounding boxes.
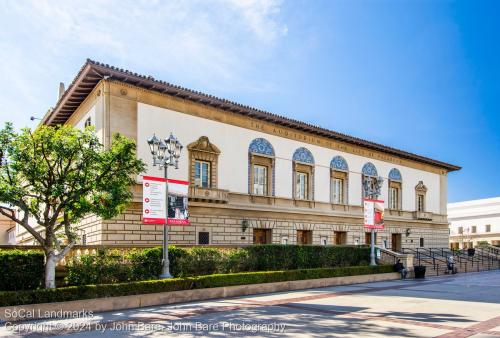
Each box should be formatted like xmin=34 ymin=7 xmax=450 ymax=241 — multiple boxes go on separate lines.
xmin=413 ymin=259 xmax=499 ymax=276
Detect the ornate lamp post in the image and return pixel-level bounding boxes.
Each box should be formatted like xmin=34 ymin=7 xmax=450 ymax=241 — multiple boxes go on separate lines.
xmin=147 ymin=133 xmax=183 ymax=279
xmin=363 ymin=175 xmax=384 ymax=266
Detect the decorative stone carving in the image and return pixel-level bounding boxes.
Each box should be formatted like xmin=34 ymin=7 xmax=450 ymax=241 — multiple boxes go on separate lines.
xmin=188 ymin=136 xmax=221 ymax=155
xmin=415 ymin=181 xmax=427 ymax=192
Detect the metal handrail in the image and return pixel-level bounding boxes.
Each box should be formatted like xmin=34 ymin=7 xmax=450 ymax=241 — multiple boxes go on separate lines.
xmin=402 ymin=248 xmax=441 ymax=272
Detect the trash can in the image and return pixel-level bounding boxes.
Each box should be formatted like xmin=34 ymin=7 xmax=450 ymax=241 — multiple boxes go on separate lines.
xmin=467 ymin=248 xmax=475 ymax=257
xmin=414 ymin=265 xmax=426 ymax=279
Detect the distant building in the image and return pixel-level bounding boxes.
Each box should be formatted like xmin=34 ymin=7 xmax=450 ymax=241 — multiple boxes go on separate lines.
xmin=16 ymin=59 xmax=460 ymax=249
xmin=0 ymin=209 xmax=16 ymax=245
xmin=448 ymin=197 xmax=500 ymax=249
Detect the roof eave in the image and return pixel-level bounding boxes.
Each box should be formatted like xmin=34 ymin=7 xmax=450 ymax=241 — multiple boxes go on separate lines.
xmin=46 ymin=59 xmax=461 ymax=173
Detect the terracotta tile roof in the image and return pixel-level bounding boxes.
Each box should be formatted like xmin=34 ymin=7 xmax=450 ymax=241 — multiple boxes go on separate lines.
xmin=42 ymin=59 xmax=461 ymax=172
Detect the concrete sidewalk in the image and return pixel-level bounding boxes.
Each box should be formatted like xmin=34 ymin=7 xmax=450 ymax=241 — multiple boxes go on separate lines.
xmin=1 ymin=270 xmax=499 ymax=337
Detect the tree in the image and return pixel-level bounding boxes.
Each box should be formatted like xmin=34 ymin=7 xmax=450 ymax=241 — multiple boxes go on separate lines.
xmin=0 ymin=123 xmax=145 ymax=288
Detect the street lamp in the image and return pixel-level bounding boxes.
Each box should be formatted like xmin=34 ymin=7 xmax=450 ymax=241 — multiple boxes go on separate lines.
xmin=147 ymin=132 xmax=183 ymax=279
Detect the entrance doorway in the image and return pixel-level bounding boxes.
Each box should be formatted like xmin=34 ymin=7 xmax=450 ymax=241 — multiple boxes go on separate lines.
xmin=391 ymin=233 xmax=402 ymax=252
xmin=253 ymin=229 xmax=272 ymax=244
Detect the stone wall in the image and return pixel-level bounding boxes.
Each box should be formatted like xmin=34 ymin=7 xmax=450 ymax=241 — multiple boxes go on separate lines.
xmin=88 ymin=203 xmax=450 ymax=249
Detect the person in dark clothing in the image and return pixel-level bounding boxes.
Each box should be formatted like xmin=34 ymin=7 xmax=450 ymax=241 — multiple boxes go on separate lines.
xmin=394 ymin=259 xmax=408 ymax=279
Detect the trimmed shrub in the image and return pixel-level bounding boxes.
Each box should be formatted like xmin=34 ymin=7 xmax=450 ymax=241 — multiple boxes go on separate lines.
xmin=0 ymin=250 xmax=44 ymax=291
xmin=0 ymin=265 xmax=394 ymax=307
xmin=128 ymin=246 xmax=188 ymax=280
xmin=65 ymin=249 xmax=132 ymax=285
xmin=65 ymin=245 xmax=372 ymax=285
xmin=241 ymin=245 xmax=371 ymax=271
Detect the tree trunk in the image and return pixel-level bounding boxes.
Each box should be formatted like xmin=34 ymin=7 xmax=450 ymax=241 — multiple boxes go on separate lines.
xmin=45 ymin=253 xmax=57 ymax=289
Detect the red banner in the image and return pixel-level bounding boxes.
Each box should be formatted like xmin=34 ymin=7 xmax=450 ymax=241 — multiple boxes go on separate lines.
xmin=142 ymin=176 xmax=190 ymax=225
xmin=363 ymin=198 xmax=385 ymax=229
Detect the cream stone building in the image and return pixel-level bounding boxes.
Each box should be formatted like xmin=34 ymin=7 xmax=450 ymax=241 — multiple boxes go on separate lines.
xmin=449 ymin=197 xmax=500 ymax=249
xmin=16 ymin=60 xmax=460 ymax=250
xmin=0 ymin=208 xmax=16 ymax=245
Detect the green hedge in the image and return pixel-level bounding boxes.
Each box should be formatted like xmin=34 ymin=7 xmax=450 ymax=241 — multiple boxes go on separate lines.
xmin=65 ymin=245 xmax=371 ymax=285
xmin=0 ymin=250 xmax=44 ymax=291
xmin=0 ymin=265 xmax=394 ymax=307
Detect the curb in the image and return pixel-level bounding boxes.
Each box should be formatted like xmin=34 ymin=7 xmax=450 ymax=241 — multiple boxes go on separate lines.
xmin=0 ymin=272 xmax=399 ymax=322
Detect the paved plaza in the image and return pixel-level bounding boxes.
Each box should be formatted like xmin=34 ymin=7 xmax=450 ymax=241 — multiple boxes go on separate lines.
xmin=1 ymin=270 xmax=499 ymax=337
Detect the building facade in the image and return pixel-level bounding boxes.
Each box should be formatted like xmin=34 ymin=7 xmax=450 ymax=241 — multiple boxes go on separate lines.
xmin=449 ymin=197 xmax=500 ymax=249
xmin=0 ymin=209 xmax=16 ymax=245
xmin=16 ymin=60 xmax=460 ymax=250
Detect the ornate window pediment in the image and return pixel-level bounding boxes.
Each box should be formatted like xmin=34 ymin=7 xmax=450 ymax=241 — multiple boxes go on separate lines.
xmin=187 ymin=136 xmax=220 ymax=155
xmin=415 ymin=181 xmax=427 ymax=193
xmin=187 ymin=136 xmax=220 ymax=189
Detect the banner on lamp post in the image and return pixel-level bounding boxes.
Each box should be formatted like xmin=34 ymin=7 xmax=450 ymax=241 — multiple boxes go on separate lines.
xmin=166 ymin=179 xmax=190 ymax=225
xmin=363 ymin=198 xmax=385 ymax=229
xmin=142 ymin=176 xmax=190 ymax=225
xmin=142 ymin=176 xmax=167 ymax=225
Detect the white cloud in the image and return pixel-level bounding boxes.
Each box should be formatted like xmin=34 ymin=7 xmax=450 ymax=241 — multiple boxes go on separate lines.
xmin=0 ymin=0 xmax=288 ymax=127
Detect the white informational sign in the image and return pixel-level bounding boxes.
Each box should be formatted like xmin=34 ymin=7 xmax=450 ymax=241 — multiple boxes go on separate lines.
xmin=143 ymin=176 xmax=167 ymax=225
xmin=142 ymin=176 xmax=190 ymax=225
xmin=363 ymin=198 xmax=385 ymax=229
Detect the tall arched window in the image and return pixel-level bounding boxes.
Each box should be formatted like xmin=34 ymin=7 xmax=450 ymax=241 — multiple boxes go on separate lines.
xmin=330 ymin=156 xmax=348 ymax=204
xmin=293 ymin=147 xmax=314 ymax=200
xmin=388 ymin=168 xmax=402 ymax=210
xmin=387 ymin=168 xmax=402 ymax=210
xmin=362 ymin=162 xmax=379 ymax=199
xmin=248 ymin=138 xmax=275 ymax=196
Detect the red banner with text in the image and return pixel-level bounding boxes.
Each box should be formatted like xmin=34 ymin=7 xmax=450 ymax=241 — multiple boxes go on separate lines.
xmin=142 ymin=176 xmax=190 ymax=225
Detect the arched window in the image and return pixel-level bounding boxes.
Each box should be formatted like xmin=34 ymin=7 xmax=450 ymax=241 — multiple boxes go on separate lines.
xmin=330 ymin=156 xmax=348 ymax=204
xmin=388 ymin=168 xmax=402 ymax=210
xmin=248 ymin=138 xmax=275 ymax=196
xmin=361 ymin=162 xmax=380 ymax=199
xmin=187 ymin=136 xmax=220 ymax=188
xmin=293 ymin=147 xmax=314 ymax=200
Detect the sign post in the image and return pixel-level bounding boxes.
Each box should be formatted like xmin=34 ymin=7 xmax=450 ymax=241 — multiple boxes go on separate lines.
xmin=364 ymin=198 xmax=385 ymax=266
xmin=143 ymin=174 xmax=190 ymax=279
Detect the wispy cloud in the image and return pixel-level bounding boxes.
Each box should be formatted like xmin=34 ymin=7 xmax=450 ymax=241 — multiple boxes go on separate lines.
xmin=0 ymin=0 xmax=288 ymax=127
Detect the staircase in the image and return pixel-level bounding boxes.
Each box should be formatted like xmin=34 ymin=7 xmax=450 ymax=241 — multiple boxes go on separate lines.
xmin=401 ymin=247 xmax=500 ymax=276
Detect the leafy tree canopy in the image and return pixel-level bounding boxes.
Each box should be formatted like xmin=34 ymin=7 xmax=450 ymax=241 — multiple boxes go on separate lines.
xmin=0 ymin=122 xmax=145 ymax=287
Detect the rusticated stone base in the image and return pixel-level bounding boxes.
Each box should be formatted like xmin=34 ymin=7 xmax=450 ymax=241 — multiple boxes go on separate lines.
xmin=77 ymin=202 xmax=449 ymax=249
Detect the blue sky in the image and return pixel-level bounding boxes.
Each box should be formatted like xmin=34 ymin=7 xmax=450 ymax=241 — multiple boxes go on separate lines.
xmin=0 ymin=0 xmax=498 ymax=203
